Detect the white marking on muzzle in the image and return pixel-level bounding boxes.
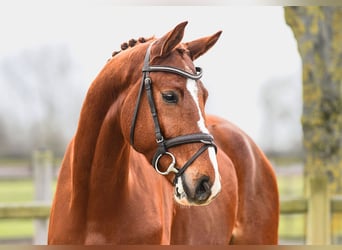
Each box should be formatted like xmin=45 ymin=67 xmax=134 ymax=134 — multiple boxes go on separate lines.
xmin=174 ymin=177 xmax=189 ymax=206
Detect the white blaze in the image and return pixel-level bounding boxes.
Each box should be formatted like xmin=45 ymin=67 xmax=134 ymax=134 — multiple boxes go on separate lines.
xmin=184 ymin=79 xmax=221 ymax=201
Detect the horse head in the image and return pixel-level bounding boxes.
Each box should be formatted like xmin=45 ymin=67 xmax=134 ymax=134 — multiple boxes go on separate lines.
xmin=119 ymin=21 xmax=222 ymax=206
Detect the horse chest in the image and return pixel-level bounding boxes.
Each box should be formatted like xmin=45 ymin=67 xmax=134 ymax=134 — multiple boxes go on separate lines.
xmin=170 ymin=165 xmax=238 ymax=244
xmin=121 ymin=177 xmax=174 ymax=243
xmin=85 ymin=199 xmax=170 ymax=244
xmin=171 ymin=201 xmax=234 ymax=244
xmin=85 ymin=175 xmax=174 ymax=244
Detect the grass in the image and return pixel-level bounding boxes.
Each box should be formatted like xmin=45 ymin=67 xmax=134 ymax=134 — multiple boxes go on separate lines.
xmin=0 ymin=219 xmax=33 ymax=239
xmin=277 ymin=174 xmax=304 ymax=198
xmin=1 ymin=162 xmax=341 ymax=243
xmin=277 ymin=173 xmax=306 ymax=241
xmin=0 ymin=169 xmax=305 ymax=241
xmin=0 ymin=158 xmax=30 ymax=166
xmin=0 ymin=180 xmax=35 ymax=239
xmin=276 ymin=169 xmax=342 ymax=244
xmin=0 ymin=180 xmax=34 ymax=202
xmin=0 ymin=179 xmax=56 ymax=240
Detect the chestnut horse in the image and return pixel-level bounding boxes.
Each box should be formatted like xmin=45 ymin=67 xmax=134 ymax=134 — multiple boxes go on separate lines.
xmin=48 ymin=22 xmax=279 ymax=245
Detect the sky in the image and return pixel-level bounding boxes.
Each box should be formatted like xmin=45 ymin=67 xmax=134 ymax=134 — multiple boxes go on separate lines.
xmin=0 ymin=2 xmax=302 ymax=152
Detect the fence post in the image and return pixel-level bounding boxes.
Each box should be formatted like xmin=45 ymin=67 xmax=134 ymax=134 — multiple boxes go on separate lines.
xmin=32 ymin=149 xmax=53 ymax=245
xmin=306 ymin=177 xmax=331 ymax=244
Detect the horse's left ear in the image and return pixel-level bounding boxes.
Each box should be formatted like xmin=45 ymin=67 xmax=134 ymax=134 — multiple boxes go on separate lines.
xmin=185 ymin=31 xmax=222 ymax=60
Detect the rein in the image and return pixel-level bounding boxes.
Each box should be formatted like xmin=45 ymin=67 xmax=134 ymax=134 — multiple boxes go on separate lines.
xmin=130 ymin=42 xmax=217 ymax=183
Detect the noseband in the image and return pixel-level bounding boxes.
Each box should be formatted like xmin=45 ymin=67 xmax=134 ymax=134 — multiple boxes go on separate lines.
xmin=130 ymin=42 xmax=217 ymax=183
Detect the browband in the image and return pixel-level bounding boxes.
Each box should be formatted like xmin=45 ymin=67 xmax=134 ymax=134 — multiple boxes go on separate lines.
xmin=143 ymin=65 xmax=203 ymax=80
xmin=130 ymin=41 xmax=217 ymax=181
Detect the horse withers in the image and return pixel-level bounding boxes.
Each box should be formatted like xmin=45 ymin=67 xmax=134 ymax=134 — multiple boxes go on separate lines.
xmin=48 ymin=21 xmax=279 ymax=244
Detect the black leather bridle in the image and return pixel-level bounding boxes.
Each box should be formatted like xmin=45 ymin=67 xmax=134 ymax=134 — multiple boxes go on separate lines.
xmin=130 ymin=42 xmax=217 ymax=182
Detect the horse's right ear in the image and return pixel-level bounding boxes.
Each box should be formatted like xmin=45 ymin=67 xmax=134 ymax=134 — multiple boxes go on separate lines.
xmin=152 ymin=21 xmax=188 ymax=58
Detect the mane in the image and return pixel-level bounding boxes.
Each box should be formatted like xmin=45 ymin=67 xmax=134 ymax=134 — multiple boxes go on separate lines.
xmin=110 ymin=36 xmax=155 ymax=58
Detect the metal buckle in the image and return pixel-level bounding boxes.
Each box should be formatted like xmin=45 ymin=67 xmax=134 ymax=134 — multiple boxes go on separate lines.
xmin=154 ymin=152 xmax=179 ymax=175
xmin=200 ymin=140 xmax=212 ymax=145
xmin=156 ymin=136 xmax=164 ymax=144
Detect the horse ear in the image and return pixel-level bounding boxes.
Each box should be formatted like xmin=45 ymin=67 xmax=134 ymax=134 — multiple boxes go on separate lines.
xmin=153 ymin=21 xmax=188 ymax=57
xmin=185 ymin=31 xmax=222 ymax=60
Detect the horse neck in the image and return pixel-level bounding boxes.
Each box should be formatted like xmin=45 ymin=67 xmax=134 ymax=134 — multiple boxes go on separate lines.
xmin=70 ymin=57 xmax=139 ymax=207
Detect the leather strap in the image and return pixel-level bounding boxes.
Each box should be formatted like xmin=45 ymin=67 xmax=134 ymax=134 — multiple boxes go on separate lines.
xmin=129 ymin=41 xmax=217 ymax=182
xmin=143 ymin=66 xmax=203 ymax=80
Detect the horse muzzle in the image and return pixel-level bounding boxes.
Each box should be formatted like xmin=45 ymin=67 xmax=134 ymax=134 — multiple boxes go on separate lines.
xmin=174 ymin=174 xmax=220 ymax=206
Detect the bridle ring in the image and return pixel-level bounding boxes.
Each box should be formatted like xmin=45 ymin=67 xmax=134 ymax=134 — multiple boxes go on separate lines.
xmin=130 ymin=42 xmax=217 ymax=181
xmin=154 ymin=152 xmax=179 ymax=175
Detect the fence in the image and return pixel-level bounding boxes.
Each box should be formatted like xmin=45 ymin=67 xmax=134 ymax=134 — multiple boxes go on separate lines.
xmin=280 ymin=180 xmax=342 ymax=244
xmin=0 ymin=150 xmax=341 ymax=244
xmin=0 ymin=150 xmax=54 ymax=244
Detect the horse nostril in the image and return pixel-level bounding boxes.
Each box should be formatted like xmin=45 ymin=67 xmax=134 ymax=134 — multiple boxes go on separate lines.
xmin=195 ymin=176 xmax=212 ymax=202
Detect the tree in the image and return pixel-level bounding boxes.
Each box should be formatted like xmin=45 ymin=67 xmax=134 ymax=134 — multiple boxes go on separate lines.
xmin=0 ymin=44 xmax=83 ymax=157
xmin=285 ymin=6 xmax=342 ymax=194
xmin=285 ymin=6 xmax=342 ymax=244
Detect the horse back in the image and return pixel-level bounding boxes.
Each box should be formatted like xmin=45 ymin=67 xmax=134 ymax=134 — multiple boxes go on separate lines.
xmin=207 ymin=115 xmax=279 ymax=244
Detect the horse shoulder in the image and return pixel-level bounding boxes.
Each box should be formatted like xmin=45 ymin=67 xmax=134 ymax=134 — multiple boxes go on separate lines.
xmin=207 ymin=115 xmax=279 ymax=244
xmin=48 ymin=138 xmax=87 ymax=243
xmin=114 ymin=152 xmax=174 ymax=244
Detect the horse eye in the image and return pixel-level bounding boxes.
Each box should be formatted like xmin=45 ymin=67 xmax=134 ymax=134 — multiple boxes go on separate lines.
xmin=161 ymin=91 xmax=178 ymax=104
